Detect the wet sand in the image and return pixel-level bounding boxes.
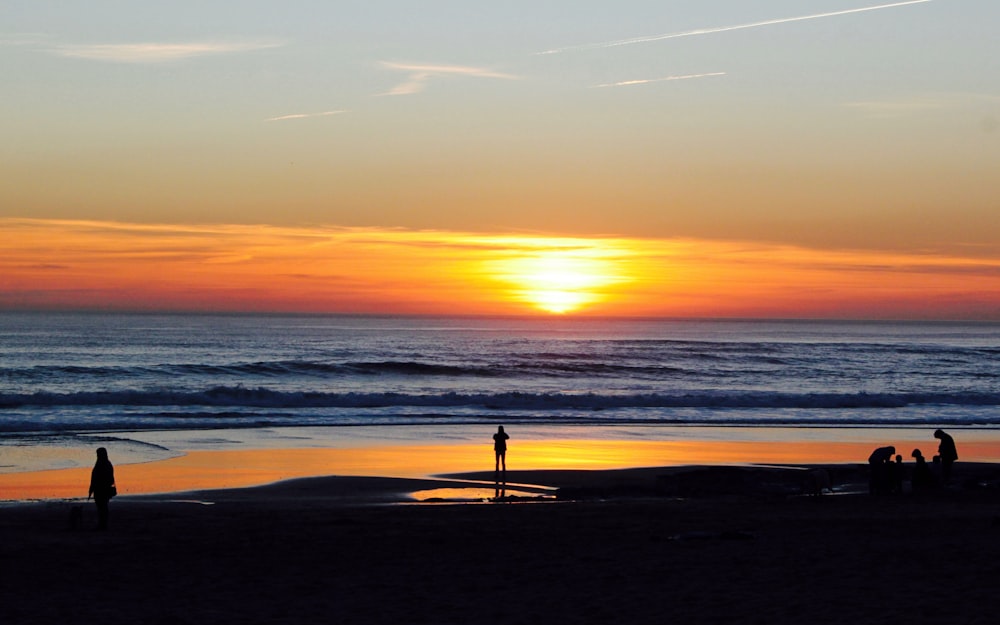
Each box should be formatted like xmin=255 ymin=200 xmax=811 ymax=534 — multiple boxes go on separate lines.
xmin=3 ymin=463 xmax=1000 ymax=624
xmin=10 ymin=429 xmax=1000 ymax=501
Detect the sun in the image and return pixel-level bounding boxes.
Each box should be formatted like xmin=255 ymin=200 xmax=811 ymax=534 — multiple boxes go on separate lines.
xmin=517 ymin=257 xmax=601 ymax=313
xmin=491 ymin=245 xmax=624 ymax=314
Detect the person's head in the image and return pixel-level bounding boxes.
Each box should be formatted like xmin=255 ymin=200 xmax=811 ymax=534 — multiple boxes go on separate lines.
xmin=934 ymin=429 xmax=944 ymax=439
xmin=895 ymin=455 xmax=902 ymax=463
xmin=96 ymin=447 xmax=108 ymax=461
xmin=497 ymin=425 xmax=505 ymax=434
xmin=887 ymin=446 xmax=895 ymax=455
xmin=911 ymin=449 xmax=923 ymax=459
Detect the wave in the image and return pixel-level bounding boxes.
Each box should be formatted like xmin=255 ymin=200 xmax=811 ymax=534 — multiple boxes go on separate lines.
xmin=3 ymin=360 xmax=714 ymax=381
xmin=4 ymin=386 xmax=1000 ymax=411
xmin=7 ymin=341 xmax=997 ymax=384
xmin=4 ymin=360 xmax=499 ymax=378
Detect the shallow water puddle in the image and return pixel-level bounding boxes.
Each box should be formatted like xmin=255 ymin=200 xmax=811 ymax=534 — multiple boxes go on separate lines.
xmin=410 ymin=487 xmax=555 ymax=502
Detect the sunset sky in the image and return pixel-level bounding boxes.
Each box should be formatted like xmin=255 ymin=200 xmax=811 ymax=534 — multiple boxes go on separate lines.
xmin=3 ymin=1 xmax=999 ymax=318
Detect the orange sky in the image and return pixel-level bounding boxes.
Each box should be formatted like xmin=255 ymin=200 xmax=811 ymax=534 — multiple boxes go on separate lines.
xmin=4 ymin=3 xmax=998 ymax=320
xmin=3 ymin=217 xmax=1000 ymax=319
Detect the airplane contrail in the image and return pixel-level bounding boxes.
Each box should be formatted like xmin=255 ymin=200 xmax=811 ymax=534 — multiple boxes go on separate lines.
xmin=538 ymin=0 xmax=933 ymax=55
xmin=593 ymin=72 xmax=726 ymax=88
xmin=265 ymin=110 xmax=346 ymax=122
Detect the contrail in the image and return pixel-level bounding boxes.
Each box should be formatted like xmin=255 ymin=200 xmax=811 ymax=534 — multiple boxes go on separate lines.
xmin=265 ymin=110 xmax=346 ymax=122
xmin=379 ymin=61 xmax=518 ymax=96
xmin=538 ymin=0 xmax=933 ymax=55
xmin=593 ymin=72 xmax=726 ymax=88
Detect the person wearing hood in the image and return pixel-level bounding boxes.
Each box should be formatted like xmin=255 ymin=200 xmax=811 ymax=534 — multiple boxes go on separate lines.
xmin=88 ymin=447 xmax=117 ymax=530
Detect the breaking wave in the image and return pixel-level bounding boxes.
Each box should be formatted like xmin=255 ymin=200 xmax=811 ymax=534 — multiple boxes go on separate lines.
xmin=4 ymin=386 xmax=1000 ymax=411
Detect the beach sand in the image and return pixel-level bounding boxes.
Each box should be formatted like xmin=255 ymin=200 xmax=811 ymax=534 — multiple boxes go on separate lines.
xmin=3 ymin=463 xmax=1000 ymax=624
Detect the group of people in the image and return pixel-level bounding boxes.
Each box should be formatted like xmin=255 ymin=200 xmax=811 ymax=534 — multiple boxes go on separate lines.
xmin=868 ymin=429 xmax=958 ymax=495
xmin=84 ymin=425 xmax=964 ymax=528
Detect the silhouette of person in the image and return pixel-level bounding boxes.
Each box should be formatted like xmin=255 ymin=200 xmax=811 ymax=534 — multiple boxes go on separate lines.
xmin=934 ymin=429 xmax=958 ymax=484
xmin=911 ymin=449 xmax=933 ymax=494
xmin=868 ymin=445 xmax=895 ymax=495
xmin=493 ymin=426 xmax=509 ymax=479
xmin=88 ymin=447 xmax=116 ymax=530
xmin=890 ymin=454 xmax=905 ymax=494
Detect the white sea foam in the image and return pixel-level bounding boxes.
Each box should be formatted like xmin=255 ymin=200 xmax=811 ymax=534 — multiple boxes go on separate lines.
xmin=2 ymin=313 xmax=998 ymax=434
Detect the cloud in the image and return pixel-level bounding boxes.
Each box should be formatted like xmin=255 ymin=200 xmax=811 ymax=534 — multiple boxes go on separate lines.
xmin=51 ymin=40 xmax=283 ymax=63
xmin=379 ymin=61 xmax=517 ymax=96
xmin=593 ymin=72 xmax=726 ymax=88
xmin=19 ymin=263 xmax=68 ymax=270
xmin=845 ymin=93 xmax=1000 ymax=117
xmin=0 ymin=33 xmax=51 ymax=46
xmin=265 ymin=110 xmax=347 ymax=122
xmin=538 ymin=0 xmax=933 ymax=55
xmin=845 ymin=97 xmax=950 ymax=116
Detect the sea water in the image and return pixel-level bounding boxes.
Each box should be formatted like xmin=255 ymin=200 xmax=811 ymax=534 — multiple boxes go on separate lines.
xmin=2 ymin=312 xmax=999 ymax=471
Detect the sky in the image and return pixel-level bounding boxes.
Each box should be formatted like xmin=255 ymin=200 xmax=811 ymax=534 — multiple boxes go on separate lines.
xmin=2 ymin=1 xmax=999 ymax=318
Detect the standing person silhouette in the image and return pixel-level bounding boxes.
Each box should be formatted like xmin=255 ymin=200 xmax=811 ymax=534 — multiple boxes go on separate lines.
xmin=88 ymin=447 xmax=116 ymax=530
xmin=493 ymin=426 xmax=510 ymax=481
xmin=934 ymin=429 xmax=958 ymax=484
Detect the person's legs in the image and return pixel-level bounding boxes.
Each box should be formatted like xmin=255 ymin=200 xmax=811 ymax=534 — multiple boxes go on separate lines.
xmin=95 ymin=496 xmax=109 ymax=530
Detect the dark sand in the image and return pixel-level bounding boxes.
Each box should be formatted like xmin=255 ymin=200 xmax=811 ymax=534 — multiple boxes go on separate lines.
xmin=3 ymin=463 xmax=1000 ymax=624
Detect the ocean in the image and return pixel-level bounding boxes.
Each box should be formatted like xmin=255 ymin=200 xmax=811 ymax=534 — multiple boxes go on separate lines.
xmin=2 ymin=313 xmax=999 ymax=474
xmin=3 ymin=311 xmax=1000 ymax=430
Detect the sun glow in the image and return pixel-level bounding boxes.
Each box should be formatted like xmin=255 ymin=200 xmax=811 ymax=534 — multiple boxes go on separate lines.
xmin=5 ymin=218 xmax=1000 ymax=319
xmin=489 ymin=245 xmax=627 ymax=313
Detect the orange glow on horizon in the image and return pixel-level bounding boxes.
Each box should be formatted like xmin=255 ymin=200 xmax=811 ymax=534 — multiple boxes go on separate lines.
xmin=3 ymin=217 xmax=1000 ymax=319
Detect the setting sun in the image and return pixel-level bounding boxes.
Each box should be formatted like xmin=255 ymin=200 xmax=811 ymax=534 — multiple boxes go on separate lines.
xmin=516 ymin=256 xmax=604 ymax=313
xmin=486 ymin=243 xmax=628 ymax=314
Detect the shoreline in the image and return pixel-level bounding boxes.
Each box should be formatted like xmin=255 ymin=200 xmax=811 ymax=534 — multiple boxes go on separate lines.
xmin=9 ymin=459 xmax=1000 ymax=508
xmin=5 ymin=425 xmax=1000 ymax=502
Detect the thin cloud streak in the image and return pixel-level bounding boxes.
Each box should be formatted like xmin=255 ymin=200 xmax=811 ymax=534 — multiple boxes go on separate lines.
xmin=379 ymin=61 xmax=518 ymax=96
xmin=593 ymin=72 xmax=726 ymax=88
xmin=265 ymin=110 xmax=347 ymax=122
xmin=845 ymin=92 xmax=1000 ymax=116
xmin=538 ymin=0 xmax=934 ymax=55
xmin=0 ymin=33 xmax=52 ymax=46
xmin=53 ymin=40 xmax=284 ymax=63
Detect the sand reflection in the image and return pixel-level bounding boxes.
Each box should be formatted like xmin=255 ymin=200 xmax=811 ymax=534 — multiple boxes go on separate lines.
xmin=410 ymin=487 xmax=553 ymax=502
xmin=5 ymin=437 xmax=1000 ymax=501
